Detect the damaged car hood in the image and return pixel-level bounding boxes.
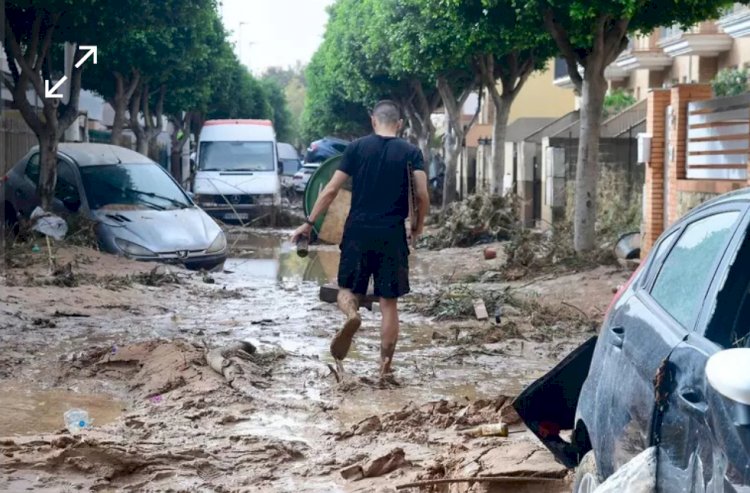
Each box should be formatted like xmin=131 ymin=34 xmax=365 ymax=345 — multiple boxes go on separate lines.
xmin=92 ymin=207 xmax=221 ymax=252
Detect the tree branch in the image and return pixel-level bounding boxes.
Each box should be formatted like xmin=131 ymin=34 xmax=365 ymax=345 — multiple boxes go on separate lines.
xmin=4 ymin=17 xmax=44 ymax=98
xmin=58 ymin=59 xmax=84 ymax=138
xmin=27 ymin=12 xmax=43 ymax=68
xmin=125 ymin=70 xmax=141 ymax=100
xmin=603 ymin=19 xmax=631 ymax=66
xmin=34 ymin=13 xmax=60 ymax=72
xmin=2 ymin=35 xmax=21 ymax=86
xmin=142 ymin=83 xmax=152 ymax=130
xmin=543 ymin=9 xmax=583 ymax=91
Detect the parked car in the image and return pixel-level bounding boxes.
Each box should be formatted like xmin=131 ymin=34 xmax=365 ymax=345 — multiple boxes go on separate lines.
xmin=277 ymin=142 xmax=302 ymax=190
xmin=304 ymin=137 xmax=349 ymax=164
xmin=515 ymin=188 xmax=750 ymax=492
xmin=2 ymin=143 xmax=227 ymax=271
xmin=292 ymin=163 xmax=322 ymax=193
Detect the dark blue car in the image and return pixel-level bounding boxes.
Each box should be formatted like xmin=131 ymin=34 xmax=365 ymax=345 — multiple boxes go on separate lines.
xmin=304 ymin=137 xmax=349 ymax=164
xmin=515 ymin=188 xmax=750 ymax=492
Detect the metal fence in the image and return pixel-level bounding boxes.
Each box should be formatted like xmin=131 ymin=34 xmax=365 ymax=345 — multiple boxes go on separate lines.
xmin=686 ymin=93 xmax=750 ymax=180
xmin=1 ymin=114 xmax=37 ymax=175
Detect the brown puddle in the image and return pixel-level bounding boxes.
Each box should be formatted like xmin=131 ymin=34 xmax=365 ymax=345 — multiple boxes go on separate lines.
xmin=0 ymin=384 xmax=124 ymax=436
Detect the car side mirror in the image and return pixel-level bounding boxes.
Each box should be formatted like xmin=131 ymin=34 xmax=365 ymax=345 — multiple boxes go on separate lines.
xmin=277 ymin=160 xmax=284 ymax=175
xmin=706 ymin=348 xmax=750 ymax=426
xmin=186 ymin=191 xmax=196 ymax=201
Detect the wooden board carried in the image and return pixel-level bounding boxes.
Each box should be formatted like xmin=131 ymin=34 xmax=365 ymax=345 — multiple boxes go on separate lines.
xmin=318 ymin=189 xmax=351 ymax=245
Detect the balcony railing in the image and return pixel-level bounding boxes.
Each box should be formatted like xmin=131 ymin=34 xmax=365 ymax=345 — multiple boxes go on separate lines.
xmin=661 ymin=25 xmax=685 ymax=40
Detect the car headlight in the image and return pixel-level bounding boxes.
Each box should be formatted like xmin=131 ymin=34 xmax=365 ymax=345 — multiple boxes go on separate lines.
xmin=114 ymin=238 xmax=157 ymax=257
xmin=206 ymin=232 xmax=227 ymax=254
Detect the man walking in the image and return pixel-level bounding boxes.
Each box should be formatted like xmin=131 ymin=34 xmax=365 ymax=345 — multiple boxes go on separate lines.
xmin=291 ymin=100 xmax=430 ymax=379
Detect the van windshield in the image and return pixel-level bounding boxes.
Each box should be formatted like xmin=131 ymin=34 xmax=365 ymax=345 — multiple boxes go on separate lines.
xmin=199 ymin=141 xmax=275 ymax=172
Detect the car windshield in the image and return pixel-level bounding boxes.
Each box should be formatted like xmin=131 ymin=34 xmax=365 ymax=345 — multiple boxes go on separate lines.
xmin=79 ymin=163 xmax=192 ymax=211
xmin=199 ymin=141 xmax=275 ymax=172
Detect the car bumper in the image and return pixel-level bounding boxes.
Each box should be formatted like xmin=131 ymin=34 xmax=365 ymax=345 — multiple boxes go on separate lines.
xmin=125 ymin=251 xmax=227 ymax=272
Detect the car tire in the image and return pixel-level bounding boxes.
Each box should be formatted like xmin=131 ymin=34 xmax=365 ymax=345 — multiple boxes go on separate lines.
xmin=573 ymin=451 xmax=600 ymax=493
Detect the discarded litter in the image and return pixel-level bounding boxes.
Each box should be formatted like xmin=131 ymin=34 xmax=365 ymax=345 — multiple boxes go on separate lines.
xmin=31 ymin=245 xmax=42 ymax=253
xmin=111 ymin=345 xmax=118 ymax=354
xmin=149 ymin=395 xmax=163 ymax=405
xmin=462 ymin=422 xmax=508 ymax=438
xmin=31 ymin=207 xmax=68 ymax=241
xmin=473 ymin=299 xmax=489 ymax=320
xmin=64 ymin=408 xmax=92 ymax=434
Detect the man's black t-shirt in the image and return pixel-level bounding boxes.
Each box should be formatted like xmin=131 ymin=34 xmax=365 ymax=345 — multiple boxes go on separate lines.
xmin=338 ymin=134 xmax=424 ymax=229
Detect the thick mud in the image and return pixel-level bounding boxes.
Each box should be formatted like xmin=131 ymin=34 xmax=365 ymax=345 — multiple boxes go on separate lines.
xmin=0 ymin=230 xmax=628 ymax=492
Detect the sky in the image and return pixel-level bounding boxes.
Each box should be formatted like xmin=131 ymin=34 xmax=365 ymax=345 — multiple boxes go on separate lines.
xmin=219 ymin=0 xmax=334 ymax=76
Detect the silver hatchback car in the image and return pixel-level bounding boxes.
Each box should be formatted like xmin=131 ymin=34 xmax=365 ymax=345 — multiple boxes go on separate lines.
xmin=2 ymin=143 xmax=227 ymax=271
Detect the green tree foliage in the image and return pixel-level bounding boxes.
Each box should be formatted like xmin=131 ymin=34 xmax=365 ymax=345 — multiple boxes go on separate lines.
xmin=603 ymin=88 xmax=637 ymax=117
xmin=513 ymin=0 xmax=740 ymax=251
xmin=443 ymin=0 xmax=556 ymax=195
xmin=260 ymin=79 xmax=293 ymax=143
xmin=301 ymin=42 xmax=370 ymax=143
xmin=712 ymin=67 xmax=750 ymax=97
xmin=2 ymin=0 xmax=140 ymax=209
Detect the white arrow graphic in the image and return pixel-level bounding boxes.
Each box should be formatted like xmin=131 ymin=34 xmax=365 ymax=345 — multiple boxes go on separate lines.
xmin=75 ymin=45 xmax=97 ymax=68
xmin=45 ymin=77 xmax=68 ymax=99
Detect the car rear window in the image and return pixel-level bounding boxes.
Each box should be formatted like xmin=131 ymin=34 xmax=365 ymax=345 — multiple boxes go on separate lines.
xmin=651 ymin=211 xmax=740 ymax=330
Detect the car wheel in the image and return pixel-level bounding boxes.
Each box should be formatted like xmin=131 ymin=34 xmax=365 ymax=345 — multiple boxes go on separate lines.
xmin=573 ymin=451 xmax=600 ymax=493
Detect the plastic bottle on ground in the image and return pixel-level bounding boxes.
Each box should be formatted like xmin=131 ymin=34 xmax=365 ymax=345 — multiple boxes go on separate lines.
xmin=64 ymin=409 xmax=91 ymax=434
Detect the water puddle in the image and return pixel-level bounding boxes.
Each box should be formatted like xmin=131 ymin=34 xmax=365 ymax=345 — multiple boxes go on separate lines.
xmin=0 ymin=384 xmax=124 ymax=436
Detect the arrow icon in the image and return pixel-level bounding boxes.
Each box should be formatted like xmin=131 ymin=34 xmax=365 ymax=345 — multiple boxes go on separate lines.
xmin=45 ymin=77 xmax=68 ymax=99
xmin=75 ymin=45 xmax=97 ymax=68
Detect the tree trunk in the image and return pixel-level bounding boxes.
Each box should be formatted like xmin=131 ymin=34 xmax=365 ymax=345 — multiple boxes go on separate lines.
xmin=574 ymin=72 xmax=607 ymax=252
xmin=417 ymin=134 xmax=431 ymax=173
xmin=38 ymin=131 xmax=58 ymax=211
xmin=111 ymin=96 xmax=127 ymax=146
xmin=490 ymin=97 xmax=512 ymax=195
xmin=442 ymin=126 xmax=460 ymax=207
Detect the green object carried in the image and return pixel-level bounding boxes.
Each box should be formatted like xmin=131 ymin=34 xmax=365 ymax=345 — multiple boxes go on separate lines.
xmin=303 ymin=155 xmax=343 ymax=236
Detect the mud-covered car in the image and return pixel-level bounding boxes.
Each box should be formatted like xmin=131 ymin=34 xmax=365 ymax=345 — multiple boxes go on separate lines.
xmin=515 ymin=189 xmax=750 ymax=492
xmin=2 ymin=143 xmax=227 ymax=271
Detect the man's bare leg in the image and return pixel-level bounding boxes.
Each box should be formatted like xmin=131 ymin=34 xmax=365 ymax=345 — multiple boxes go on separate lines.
xmin=379 ymin=297 xmax=399 ymax=378
xmin=330 ymin=288 xmax=362 ymax=360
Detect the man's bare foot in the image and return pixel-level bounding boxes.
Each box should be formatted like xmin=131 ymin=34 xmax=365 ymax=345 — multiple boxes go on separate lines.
xmin=330 ymin=314 xmax=362 ymax=360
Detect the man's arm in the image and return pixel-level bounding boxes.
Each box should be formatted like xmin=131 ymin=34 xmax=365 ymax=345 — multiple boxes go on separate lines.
xmin=309 ymin=170 xmax=348 ymax=222
xmin=413 ymin=169 xmax=429 ymax=235
xmin=291 ymin=170 xmax=349 ymax=242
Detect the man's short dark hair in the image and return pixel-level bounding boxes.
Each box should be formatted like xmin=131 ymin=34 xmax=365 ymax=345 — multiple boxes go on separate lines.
xmin=372 ymin=100 xmax=401 ymax=126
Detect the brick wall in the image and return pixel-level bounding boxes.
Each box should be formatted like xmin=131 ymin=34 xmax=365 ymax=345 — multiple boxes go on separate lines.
xmin=643 ymin=89 xmax=670 ymax=256
xmin=643 ymin=83 xmax=750 ymax=256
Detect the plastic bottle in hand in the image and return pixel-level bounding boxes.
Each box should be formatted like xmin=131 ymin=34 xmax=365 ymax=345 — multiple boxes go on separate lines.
xmin=296 ymin=236 xmax=309 ymax=258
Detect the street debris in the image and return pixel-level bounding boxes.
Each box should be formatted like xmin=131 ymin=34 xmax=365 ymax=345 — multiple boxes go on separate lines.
xmin=473 ymin=298 xmax=489 ymax=320
xmin=340 ymin=447 xmax=408 ymax=481
xmin=419 ymin=193 xmax=517 ymax=248
xmin=591 ymin=447 xmax=656 ymax=493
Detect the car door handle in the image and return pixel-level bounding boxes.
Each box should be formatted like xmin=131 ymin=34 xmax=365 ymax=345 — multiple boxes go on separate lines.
xmin=610 ymin=326 xmax=624 ymax=348
xmin=678 ymin=389 xmax=708 ymax=415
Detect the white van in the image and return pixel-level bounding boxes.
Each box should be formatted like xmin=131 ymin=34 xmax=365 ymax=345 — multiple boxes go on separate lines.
xmin=192 ymin=119 xmax=280 ymax=222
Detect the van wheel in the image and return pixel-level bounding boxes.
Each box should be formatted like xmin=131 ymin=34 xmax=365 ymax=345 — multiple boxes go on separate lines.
xmin=573 ymin=451 xmax=600 ymax=493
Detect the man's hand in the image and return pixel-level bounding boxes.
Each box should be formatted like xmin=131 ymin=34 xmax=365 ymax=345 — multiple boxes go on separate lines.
xmin=291 ymin=223 xmax=312 ymax=243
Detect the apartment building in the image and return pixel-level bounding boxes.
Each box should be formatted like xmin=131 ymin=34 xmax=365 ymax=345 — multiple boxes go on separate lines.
xmin=554 ymin=4 xmax=750 ymax=100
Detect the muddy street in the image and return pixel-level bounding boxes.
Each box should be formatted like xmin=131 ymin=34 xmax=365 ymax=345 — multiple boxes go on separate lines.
xmin=0 ymin=229 xmax=628 ymax=492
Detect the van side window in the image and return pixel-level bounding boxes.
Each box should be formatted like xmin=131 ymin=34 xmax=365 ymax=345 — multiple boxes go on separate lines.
xmin=705 ymin=221 xmax=750 ymax=349
xmin=25 ymin=154 xmax=41 ymax=184
xmin=651 ymin=212 xmax=740 ymax=330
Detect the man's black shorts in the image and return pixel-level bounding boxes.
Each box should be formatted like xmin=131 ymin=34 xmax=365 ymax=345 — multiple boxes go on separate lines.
xmin=337 ymin=224 xmax=410 ymax=299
